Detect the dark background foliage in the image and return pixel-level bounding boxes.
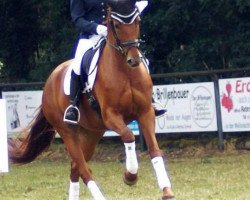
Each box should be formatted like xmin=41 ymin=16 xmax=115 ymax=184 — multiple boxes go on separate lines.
xmin=0 ymin=0 xmax=249 ymax=82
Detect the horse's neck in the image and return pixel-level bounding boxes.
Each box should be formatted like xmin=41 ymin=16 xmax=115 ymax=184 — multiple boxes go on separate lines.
xmin=103 ymin=45 xmax=129 ymax=74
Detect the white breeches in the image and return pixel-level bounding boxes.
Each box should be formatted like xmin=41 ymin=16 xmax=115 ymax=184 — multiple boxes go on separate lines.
xmin=71 ymin=35 xmax=103 ymax=75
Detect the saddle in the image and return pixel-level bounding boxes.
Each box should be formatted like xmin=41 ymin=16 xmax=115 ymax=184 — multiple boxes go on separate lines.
xmin=81 ymin=39 xmax=106 ymax=114
xmin=80 ymin=38 xmax=106 ymax=85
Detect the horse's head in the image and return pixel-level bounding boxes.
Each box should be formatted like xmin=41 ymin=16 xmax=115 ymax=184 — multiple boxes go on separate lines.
xmin=107 ymin=0 xmax=142 ymax=67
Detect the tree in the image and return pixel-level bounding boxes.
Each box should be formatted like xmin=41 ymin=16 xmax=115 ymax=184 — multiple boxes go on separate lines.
xmin=142 ymin=0 xmax=250 ymax=75
xmin=0 ymin=0 xmax=75 ymax=82
xmin=29 ymin=0 xmax=76 ymax=81
xmin=0 ymin=0 xmax=249 ymax=82
xmin=0 ymin=0 xmax=39 ymax=81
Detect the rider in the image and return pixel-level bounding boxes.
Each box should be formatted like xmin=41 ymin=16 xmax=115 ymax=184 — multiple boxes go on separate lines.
xmin=64 ymin=0 xmax=167 ymax=124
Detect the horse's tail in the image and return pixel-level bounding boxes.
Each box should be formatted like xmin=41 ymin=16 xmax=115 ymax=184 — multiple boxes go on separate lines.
xmin=8 ymin=106 xmax=56 ymax=164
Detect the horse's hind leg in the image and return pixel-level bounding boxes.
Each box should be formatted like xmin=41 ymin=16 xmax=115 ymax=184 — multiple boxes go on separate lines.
xmin=138 ymin=108 xmax=175 ymax=199
xmin=68 ymin=161 xmax=94 ymax=200
xmin=68 ymin=161 xmax=80 ymax=200
xmin=57 ymin=127 xmax=106 ymax=200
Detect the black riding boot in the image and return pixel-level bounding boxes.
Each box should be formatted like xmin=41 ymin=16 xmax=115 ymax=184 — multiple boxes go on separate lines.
xmin=63 ymin=71 xmax=82 ymax=124
xmin=152 ymin=98 xmax=167 ymax=117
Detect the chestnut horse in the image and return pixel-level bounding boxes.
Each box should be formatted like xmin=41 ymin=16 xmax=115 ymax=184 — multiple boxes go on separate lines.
xmin=8 ymin=0 xmax=175 ymax=199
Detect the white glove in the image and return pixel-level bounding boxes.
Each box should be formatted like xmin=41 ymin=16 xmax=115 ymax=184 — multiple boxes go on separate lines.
xmin=96 ymin=25 xmax=107 ymax=37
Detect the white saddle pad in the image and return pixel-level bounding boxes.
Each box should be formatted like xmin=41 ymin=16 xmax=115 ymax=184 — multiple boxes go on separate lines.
xmin=64 ymin=48 xmax=100 ymax=95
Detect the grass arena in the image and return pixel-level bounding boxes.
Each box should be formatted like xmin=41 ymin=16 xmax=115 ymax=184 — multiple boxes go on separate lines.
xmin=1 ymin=139 xmax=250 ymax=200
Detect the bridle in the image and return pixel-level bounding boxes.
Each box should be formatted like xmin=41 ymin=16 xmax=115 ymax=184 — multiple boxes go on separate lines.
xmin=109 ymin=20 xmax=142 ymax=55
xmin=107 ymin=7 xmax=144 ymax=63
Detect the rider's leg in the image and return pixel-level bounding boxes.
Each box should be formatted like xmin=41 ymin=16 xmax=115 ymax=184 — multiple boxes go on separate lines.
xmin=63 ymin=70 xmax=82 ymax=124
xmin=152 ymin=97 xmax=167 ymax=117
xmin=63 ymin=38 xmax=92 ymax=125
xmin=64 ymin=36 xmax=104 ymax=125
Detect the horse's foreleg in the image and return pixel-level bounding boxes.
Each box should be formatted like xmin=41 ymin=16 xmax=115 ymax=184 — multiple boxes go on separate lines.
xmin=116 ymin=128 xmax=139 ymax=185
xmin=123 ymin=140 xmax=139 ymax=185
xmin=138 ymin=108 xmax=175 ymax=199
xmin=103 ymin=111 xmax=139 ymax=185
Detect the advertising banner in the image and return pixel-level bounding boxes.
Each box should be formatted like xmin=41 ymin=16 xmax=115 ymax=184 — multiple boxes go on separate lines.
xmin=153 ymin=82 xmax=217 ymax=133
xmin=2 ymin=91 xmax=42 ymax=134
xmin=219 ymin=77 xmax=250 ymax=132
xmin=0 ymin=99 xmax=9 ymax=173
xmin=2 ymin=91 xmax=139 ymax=137
xmin=2 ymin=82 xmax=218 ymax=136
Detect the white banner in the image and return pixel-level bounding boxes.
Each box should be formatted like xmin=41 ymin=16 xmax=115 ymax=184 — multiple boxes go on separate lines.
xmin=153 ymin=82 xmax=217 ymax=133
xmin=0 ymin=99 xmax=9 ymax=173
xmin=2 ymin=91 xmax=42 ymax=134
xmin=2 ymin=91 xmax=139 ymax=137
xmin=219 ymin=77 xmax=250 ymax=132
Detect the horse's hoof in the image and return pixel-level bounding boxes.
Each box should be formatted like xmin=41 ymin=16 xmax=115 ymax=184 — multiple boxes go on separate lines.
xmin=162 ymin=187 xmax=175 ymax=200
xmin=162 ymin=196 xmax=175 ymax=200
xmin=123 ymin=171 xmax=138 ymax=186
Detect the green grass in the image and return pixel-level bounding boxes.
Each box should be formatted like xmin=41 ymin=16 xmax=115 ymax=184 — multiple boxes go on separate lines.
xmin=0 ymin=154 xmax=250 ymax=200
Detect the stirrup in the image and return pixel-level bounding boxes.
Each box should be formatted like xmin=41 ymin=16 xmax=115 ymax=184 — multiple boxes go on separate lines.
xmin=63 ymin=105 xmax=80 ymax=125
xmin=152 ymin=101 xmax=167 ymax=118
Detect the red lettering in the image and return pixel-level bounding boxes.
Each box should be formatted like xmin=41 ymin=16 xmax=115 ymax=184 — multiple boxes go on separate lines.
xmin=242 ymin=82 xmax=246 ymax=92
xmin=235 ymin=80 xmax=242 ymax=93
xmin=235 ymin=79 xmax=250 ymax=93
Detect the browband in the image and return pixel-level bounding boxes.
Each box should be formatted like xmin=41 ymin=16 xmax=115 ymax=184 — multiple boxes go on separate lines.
xmin=111 ymin=8 xmax=140 ymax=24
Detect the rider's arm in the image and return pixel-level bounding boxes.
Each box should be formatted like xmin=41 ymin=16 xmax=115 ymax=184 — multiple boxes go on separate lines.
xmin=70 ymin=0 xmax=98 ymax=35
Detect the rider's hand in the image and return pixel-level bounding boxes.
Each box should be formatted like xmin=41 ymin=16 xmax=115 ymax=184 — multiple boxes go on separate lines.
xmin=96 ymin=25 xmax=107 ymax=37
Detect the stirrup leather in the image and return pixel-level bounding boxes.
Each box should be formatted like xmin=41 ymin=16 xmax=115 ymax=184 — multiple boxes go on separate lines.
xmin=63 ymin=105 xmax=80 ymax=124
